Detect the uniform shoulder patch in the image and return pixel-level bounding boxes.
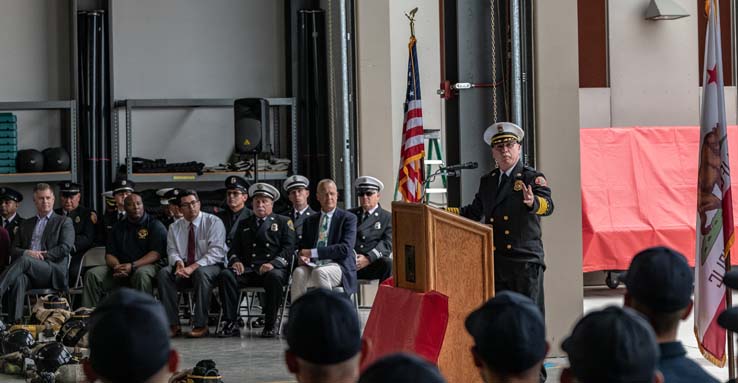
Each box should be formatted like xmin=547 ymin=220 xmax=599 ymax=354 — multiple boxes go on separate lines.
xmin=534 ymin=176 xmax=548 ymax=187
xmin=90 ymin=211 xmax=97 ymax=225
xmin=287 ymin=219 xmax=295 ymax=231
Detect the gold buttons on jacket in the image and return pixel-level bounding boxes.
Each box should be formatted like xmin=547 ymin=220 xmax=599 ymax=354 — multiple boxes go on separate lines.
xmin=505 ymin=230 xmax=510 ymax=235
xmin=506 ymin=244 xmax=512 ymax=249
xmin=490 ymin=218 xmax=494 ymax=223
xmin=503 ymin=216 xmax=509 ymax=221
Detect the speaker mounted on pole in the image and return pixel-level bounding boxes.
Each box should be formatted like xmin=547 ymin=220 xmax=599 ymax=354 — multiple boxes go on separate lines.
xmin=234 ymin=98 xmax=267 ymax=154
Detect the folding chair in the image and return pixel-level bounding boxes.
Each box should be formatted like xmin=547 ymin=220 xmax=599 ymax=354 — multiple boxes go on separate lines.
xmin=68 ymin=246 xmax=107 ymax=306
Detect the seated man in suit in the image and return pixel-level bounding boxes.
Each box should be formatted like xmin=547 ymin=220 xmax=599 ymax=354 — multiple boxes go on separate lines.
xmin=292 ymin=179 xmax=357 ymax=301
xmin=216 ymin=183 xmax=296 ymax=338
xmin=158 ymin=190 xmax=227 ymax=338
xmin=348 ymin=176 xmax=392 ymax=282
xmin=282 ymin=175 xmax=316 ymax=242
xmin=0 ymin=183 xmax=74 ymax=323
xmin=82 ymin=193 xmax=167 ymax=308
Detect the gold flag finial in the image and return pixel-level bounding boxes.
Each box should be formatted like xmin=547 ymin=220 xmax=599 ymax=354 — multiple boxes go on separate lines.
xmin=405 ymin=7 xmax=418 ymax=37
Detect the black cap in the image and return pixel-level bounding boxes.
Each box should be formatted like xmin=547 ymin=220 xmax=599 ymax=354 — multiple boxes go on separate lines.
xmin=111 ymin=179 xmax=135 ymax=194
xmin=58 ymin=181 xmax=81 ymax=197
xmin=359 ymin=353 xmax=446 ymax=383
xmin=465 ymin=291 xmax=546 ymax=373
xmin=163 ymin=188 xmax=182 ymax=205
xmin=286 ymin=289 xmax=361 ymax=364
xmin=0 ymin=187 xmax=22 ymax=202
xmin=88 ymin=288 xmax=170 ymax=382
xmin=620 ymin=246 xmax=693 ymax=312
xmin=561 ymin=306 xmax=659 ymax=383
xmin=225 ymin=176 xmax=249 ymax=192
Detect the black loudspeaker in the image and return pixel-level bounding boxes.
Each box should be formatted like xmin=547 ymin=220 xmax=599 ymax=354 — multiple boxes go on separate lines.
xmin=234 ymin=98 xmax=267 ymax=154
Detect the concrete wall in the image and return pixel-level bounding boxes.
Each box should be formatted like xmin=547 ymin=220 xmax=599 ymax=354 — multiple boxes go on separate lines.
xmin=581 ymin=0 xmax=738 ymax=129
xmin=535 ymin=0 xmax=584 ymax=355
xmin=356 ymin=0 xmax=443 ymax=209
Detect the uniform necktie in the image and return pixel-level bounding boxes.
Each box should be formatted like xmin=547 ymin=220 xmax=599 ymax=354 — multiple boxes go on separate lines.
xmin=186 ymin=222 xmax=196 ymax=266
xmin=117 ymin=212 xmax=124 ymax=221
xmin=2 ymin=219 xmax=6 ymax=228
xmin=294 ymin=211 xmax=300 ymax=220
xmin=317 ymin=214 xmax=329 ymax=247
xmin=257 ymin=218 xmax=265 ymax=227
xmin=499 ymin=173 xmax=509 ymax=188
xmin=361 ymin=211 xmax=369 ymax=224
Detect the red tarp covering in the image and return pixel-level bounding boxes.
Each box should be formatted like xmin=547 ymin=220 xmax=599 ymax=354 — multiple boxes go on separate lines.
xmin=360 ymin=285 xmax=449 ymax=371
xmin=581 ymin=126 xmax=738 ymax=272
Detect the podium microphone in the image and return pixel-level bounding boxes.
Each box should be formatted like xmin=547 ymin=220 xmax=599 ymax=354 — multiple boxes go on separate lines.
xmin=442 ymin=162 xmax=478 ymax=171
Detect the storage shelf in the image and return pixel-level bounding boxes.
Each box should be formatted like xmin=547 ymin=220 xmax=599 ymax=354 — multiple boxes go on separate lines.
xmin=0 ymin=100 xmax=75 ymax=111
xmin=129 ymin=171 xmax=287 ymax=183
xmin=0 ymin=171 xmax=72 ymax=183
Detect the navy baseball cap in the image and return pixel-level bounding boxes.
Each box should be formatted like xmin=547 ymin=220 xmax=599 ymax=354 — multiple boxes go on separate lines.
xmin=359 ymin=353 xmax=446 ymax=383
xmin=88 ymin=288 xmax=170 ymax=382
xmin=225 ymin=176 xmax=250 ymax=192
xmin=562 ymin=306 xmax=660 ymax=383
xmin=465 ymin=291 xmax=546 ymax=373
xmin=286 ymin=289 xmax=362 ymax=365
xmin=620 ymin=246 xmax=693 ymax=312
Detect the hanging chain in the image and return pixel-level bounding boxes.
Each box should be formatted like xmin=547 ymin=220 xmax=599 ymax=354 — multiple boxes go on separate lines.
xmin=491 ymin=0 xmax=498 ymax=123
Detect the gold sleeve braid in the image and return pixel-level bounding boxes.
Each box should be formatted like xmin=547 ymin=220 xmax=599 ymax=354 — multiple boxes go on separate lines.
xmin=535 ymin=196 xmax=549 ymax=215
xmin=445 ymin=207 xmax=460 ymax=215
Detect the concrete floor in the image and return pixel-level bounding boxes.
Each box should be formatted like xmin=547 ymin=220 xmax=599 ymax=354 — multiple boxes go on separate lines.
xmin=0 ymin=286 xmax=730 ymax=382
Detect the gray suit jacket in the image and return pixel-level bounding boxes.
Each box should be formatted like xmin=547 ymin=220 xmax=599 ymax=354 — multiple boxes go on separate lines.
xmin=11 ymin=213 xmax=75 ymax=290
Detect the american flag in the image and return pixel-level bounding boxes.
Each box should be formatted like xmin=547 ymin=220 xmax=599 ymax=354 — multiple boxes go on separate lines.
xmin=397 ymin=35 xmax=425 ymax=203
xmin=695 ymin=0 xmax=732 ymax=367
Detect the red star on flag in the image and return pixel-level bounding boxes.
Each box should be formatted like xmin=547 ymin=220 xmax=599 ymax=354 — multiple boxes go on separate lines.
xmin=707 ymin=64 xmax=718 ymax=84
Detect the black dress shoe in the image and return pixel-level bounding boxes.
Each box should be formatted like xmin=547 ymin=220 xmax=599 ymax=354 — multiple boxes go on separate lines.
xmin=252 ymin=317 xmax=265 ymax=328
xmin=260 ymin=328 xmax=276 ymax=338
xmin=216 ymin=321 xmax=240 ymax=338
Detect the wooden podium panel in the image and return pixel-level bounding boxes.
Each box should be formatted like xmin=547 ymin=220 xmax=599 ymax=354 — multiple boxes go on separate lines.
xmin=392 ymin=202 xmax=494 ymax=383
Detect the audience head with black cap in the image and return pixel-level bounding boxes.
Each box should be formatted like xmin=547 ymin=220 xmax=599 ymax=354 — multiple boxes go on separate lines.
xmin=224 ymin=176 xmax=249 ymax=212
xmin=359 ymin=353 xmax=446 ymax=383
xmin=354 ymin=176 xmax=383 ymax=212
xmin=620 ymin=246 xmax=694 ymax=339
xmin=248 ymin=183 xmax=279 ymax=219
xmin=284 ymin=175 xmax=310 ymax=210
xmin=111 ymin=179 xmax=135 ymax=210
xmin=156 ymin=188 xmax=174 ymax=206
xmin=465 ymin=291 xmax=547 ymax=383
xmin=285 ymin=288 xmax=368 ymax=383
xmin=163 ymin=188 xmax=183 ymax=219
xmin=85 ymin=288 xmax=178 ymax=383
xmin=560 ymin=306 xmax=663 ymax=383
xmin=483 ymin=122 xmax=524 ymax=172
xmin=0 ymin=187 xmax=22 ymax=219
xmin=58 ymin=181 xmax=82 ymax=212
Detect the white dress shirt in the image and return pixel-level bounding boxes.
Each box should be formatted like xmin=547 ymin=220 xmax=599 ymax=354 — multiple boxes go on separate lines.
xmin=167 ymin=211 xmax=227 ymax=267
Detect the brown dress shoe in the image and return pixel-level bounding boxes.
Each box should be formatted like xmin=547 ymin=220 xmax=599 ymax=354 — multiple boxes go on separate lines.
xmin=186 ymin=326 xmax=209 ymax=338
xmin=170 ymin=325 xmax=182 ymax=338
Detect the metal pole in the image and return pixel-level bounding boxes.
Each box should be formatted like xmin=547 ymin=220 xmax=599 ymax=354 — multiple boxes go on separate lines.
xmin=339 ymin=0 xmax=353 ymax=208
xmin=510 ymin=0 xmax=523 ymax=126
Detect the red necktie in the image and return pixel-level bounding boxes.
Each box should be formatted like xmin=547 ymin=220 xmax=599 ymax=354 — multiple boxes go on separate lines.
xmin=187 ymin=222 xmax=196 ymax=265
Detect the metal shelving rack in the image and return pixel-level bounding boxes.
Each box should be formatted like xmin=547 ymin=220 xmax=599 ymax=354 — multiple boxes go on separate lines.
xmin=0 ymin=100 xmax=77 ymax=183
xmin=112 ymin=97 xmax=297 ymax=183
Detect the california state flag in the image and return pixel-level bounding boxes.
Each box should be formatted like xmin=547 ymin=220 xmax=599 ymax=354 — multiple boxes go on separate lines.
xmin=695 ymin=0 xmax=733 ymax=367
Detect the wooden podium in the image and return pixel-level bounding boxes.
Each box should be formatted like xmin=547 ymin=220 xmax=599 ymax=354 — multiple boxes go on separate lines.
xmin=392 ymin=202 xmax=494 ymax=383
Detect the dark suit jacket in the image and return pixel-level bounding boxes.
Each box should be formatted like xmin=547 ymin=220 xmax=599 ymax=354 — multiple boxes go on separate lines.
xmin=349 ymin=205 xmax=392 ymax=263
xmin=10 ymin=212 xmax=75 ymax=290
xmin=300 ymin=208 xmax=357 ymax=294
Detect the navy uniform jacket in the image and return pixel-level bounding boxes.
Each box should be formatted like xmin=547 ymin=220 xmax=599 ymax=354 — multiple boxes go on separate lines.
xmin=107 ymin=213 xmax=167 ymax=266
xmin=228 ymin=213 xmax=297 ymax=271
xmin=460 ymin=160 xmax=553 ymax=265
xmin=217 ymin=207 xmax=253 ymax=247
xmin=659 ymin=342 xmax=719 ymax=383
xmin=348 ymin=205 xmax=392 ymax=263
xmin=4 ymin=215 xmax=23 ymax=244
xmin=300 ymin=208 xmax=357 ymax=294
xmin=11 ymin=213 xmax=75 ymax=290
xmin=99 ymin=210 xmax=126 ymax=245
xmin=287 ymin=206 xmax=317 ymax=242
xmin=55 ymin=206 xmax=96 ymax=256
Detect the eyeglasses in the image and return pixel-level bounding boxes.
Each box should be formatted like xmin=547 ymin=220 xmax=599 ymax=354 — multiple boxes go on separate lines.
xmin=492 ymin=141 xmax=518 ymax=151
xmin=357 ymin=191 xmax=376 ymax=197
xmin=179 ymin=200 xmax=200 ymax=209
